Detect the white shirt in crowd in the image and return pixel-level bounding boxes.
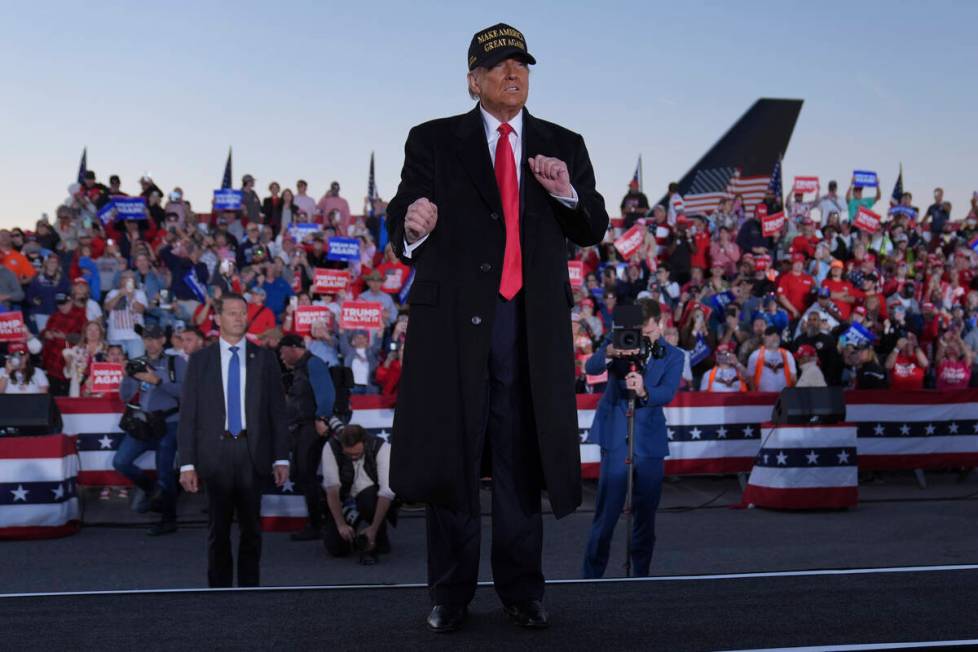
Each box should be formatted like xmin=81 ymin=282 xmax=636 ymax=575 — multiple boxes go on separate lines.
xmin=699 ymin=366 xmax=742 ymax=393
xmin=179 ymin=337 xmax=287 ymax=473
xmin=404 ymin=105 xmax=578 ymax=258
xmin=0 ymin=368 xmax=49 ymax=394
xmin=747 ymin=347 xmax=797 ymax=393
xmin=321 ymin=441 xmax=395 ymax=500
xmin=104 ymin=288 xmax=147 ymax=342
xmin=350 ymin=348 xmax=371 ymax=386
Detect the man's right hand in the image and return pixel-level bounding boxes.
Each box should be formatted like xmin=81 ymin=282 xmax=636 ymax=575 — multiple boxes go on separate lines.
xmin=404 ymin=197 xmax=438 ymax=244
xmin=337 ymin=523 xmax=356 ymax=543
xmin=179 ymin=469 xmax=199 ymax=493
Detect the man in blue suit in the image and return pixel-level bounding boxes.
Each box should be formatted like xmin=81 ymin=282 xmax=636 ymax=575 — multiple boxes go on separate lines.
xmin=582 ymin=299 xmax=683 ymax=578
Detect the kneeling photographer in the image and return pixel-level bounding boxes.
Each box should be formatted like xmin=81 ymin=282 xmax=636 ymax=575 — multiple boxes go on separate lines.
xmin=321 ymin=424 xmax=397 ymax=564
xmin=582 ymin=298 xmax=683 ymax=578
xmin=114 ymin=324 xmax=186 ymax=535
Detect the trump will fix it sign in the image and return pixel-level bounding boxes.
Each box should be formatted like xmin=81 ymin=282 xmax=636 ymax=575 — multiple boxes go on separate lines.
xmin=340 ymin=301 xmax=384 ymax=330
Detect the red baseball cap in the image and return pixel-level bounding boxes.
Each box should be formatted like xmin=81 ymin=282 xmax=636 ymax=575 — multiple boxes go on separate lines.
xmin=854 ymin=306 xmax=867 ymax=316
xmin=792 ymin=252 xmax=806 ymax=263
xmin=796 ymin=344 xmax=817 ymax=359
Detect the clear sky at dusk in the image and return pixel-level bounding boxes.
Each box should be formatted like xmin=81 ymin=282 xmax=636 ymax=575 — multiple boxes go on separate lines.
xmin=1 ymin=0 xmax=976 ymax=229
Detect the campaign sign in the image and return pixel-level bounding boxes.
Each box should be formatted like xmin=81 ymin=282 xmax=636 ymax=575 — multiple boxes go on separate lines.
xmin=339 ymin=301 xmax=384 ymax=331
xmin=0 ymin=311 xmax=26 ymax=342
xmin=793 ymin=176 xmax=820 ymax=195
xmin=853 ymin=206 xmax=882 ymax=233
xmin=578 ymin=354 xmax=608 ymax=385
xmin=288 ymin=223 xmax=321 ymax=241
xmin=293 ymin=306 xmax=331 ymax=335
xmin=761 ymin=211 xmax=786 ymax=237
xmin=312 ymin=269 xmax=350 ymax=295
xmin=213 ymin=189 xmax=243 ymax=211
xmin=90 ymin=362 xmax=124 ymax=394
xmin=568 ymin=261 xmax=584 ymax=288
xmin=96 ymin=202 xmax=116 ymax=225
xmin=852 ymin=170 xmax=879 ymax=188
xmin=613 ymin=224 xmax=645 ymax=259
xmin=112 ymin=196 xmax=147 ymax=220
xmin=326 ymin=236 xmax=361 ymax=262
xmin=381 ymin=268 xmax=405 ymax=294
xmin=754 ymin=254 xmax=772 ymax=272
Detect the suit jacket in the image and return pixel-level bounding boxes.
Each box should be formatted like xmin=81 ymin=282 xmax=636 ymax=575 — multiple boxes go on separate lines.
xmin=385 ymin=104 xmax=609 ymax=517
xmin=177 ymin=340 xmax=289 ymax=479
xmin=585 ymin=339 xmax=684 ymax=458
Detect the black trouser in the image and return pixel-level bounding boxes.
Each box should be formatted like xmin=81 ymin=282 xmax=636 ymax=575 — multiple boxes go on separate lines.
xmin=322 ymin=485 xmax=389 ymax=556
xmin=204 ymin=436 xmax=263 ymax=588
xmin=292 ymin=424 xmax=325 ymax=529
xmin=425 ymin=294 xmax=544 ymax=606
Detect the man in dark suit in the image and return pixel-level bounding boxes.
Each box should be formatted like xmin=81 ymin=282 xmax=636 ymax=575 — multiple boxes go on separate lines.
xmin=386 ymin=23 xmax=609 ymax=632
xmin=581 ymin=299 xmax=683 ymax=578
xmin=177 ymin=292 xmax=290 ymax=587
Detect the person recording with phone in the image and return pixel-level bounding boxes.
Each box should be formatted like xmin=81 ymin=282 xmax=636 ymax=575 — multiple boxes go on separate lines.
xmin=582 ymin=298 xmax=683 ymax=578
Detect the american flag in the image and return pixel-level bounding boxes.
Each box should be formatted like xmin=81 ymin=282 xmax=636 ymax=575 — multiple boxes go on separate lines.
xmin=767 ymin=156 xmax=783 ymax=203
xmin=367 ymin=152 xmax=378 ymax=218
xmin=629 ymin=155 xmax=642 ymax=191
xmin=890 ymin=164 xmax=904 ymax=210
xmin=220 ymin=147 xmax=232 ymax=190
xmin=76 ymin=147 xmax=87 ymax=184
xmin=683 ymin=166 xmax=771 ymax=218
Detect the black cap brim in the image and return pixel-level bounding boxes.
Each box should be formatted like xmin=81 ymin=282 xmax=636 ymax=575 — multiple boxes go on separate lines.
xmin=471 ymin=49 xmax=536 ymax=71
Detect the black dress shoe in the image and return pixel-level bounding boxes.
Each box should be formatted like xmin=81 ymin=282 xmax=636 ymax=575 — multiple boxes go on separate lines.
xmin=426 ymin=604 xmax=467 ymax=633
xmin=503 ymin=600 xmax=550 ymax=629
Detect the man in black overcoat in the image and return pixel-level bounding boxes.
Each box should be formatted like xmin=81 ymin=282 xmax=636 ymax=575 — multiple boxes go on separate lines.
xmin=386 ymin=23 xmax=609 ymax=632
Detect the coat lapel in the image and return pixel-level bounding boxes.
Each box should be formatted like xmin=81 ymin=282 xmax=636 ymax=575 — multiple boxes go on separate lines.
xmin=245 ymin=341 xmax=260 ymax=430
xmin=520 ymin=108 xmax=556 ymax=265
xmin=455 ymin=104 xmax=502 ymax=216
xmin=210 ymin=343 xmax=226 ymax=428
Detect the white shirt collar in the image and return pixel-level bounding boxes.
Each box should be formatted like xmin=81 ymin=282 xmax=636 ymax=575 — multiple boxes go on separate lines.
xmin=479 ymin=104 xmax=523 ymax=143
xmin=219 ymin=337 xmax=246 ymax=353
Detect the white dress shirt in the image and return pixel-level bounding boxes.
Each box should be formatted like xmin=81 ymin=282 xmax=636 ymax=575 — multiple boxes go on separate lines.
xmin=404 ymin=104 xmax=579 ymax=258
xmin=321 ymin=441 xmax=395 ymax=500
xmin=179 ymin=337 xmax=287 ymax=472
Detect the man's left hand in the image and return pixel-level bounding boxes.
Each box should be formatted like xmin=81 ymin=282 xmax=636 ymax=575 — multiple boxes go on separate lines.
xmin=315 ymin=420 xmax=328 ymax=437
xmin=273 ymin=464 xmax=289 ymax=487
xmin=625 ymin=371 xmax=647 ymax=398
xmin=528 ymin=155 xmax=573 ymax=197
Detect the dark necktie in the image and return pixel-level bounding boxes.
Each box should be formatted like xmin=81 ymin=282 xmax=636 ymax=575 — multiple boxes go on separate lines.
xmin=227 ymin=345 xmax=242 ymax=437
xmin=495 ymin=122 xmax=522 ymax=299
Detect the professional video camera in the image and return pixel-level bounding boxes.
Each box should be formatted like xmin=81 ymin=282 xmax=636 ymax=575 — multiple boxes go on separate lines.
xmin=611 ymin=305 xmax=664 ymax=368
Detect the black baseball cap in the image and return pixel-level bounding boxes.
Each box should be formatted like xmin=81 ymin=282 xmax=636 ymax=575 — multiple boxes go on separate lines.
xmin=468 ymin=23 xmax=536 ymax=71
xmin=279 ymin=334 xmax=306 ymax=349
xmin=140 ymin=324 xmax=166 ymax=339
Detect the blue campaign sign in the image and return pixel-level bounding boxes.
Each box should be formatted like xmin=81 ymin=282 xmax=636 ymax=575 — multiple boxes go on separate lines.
xmin=213 ymin=189 xmax=243 ymax=211
xmin=288 ymin=223 xmax=321 ymax=241
xmin=852 ymin=170 xmax=879 ymax=188
xmin=326 ymin=236 xmax=361 ymax=262
xmin=112 ymin=197 xmax=146 ymax=220
xmin=97 ymin=202 xmax=115 ymax=226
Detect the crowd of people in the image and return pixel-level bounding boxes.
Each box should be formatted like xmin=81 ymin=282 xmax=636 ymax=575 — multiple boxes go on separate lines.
xmin=1 ymin=169 xmax=977 ymax=399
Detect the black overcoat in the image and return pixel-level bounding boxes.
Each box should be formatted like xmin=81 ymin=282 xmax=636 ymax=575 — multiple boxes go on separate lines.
xmin=386 ymin=105 xmax=609 ymax=518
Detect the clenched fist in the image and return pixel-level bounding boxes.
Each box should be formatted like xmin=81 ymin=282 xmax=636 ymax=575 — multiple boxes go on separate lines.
xmin=528 ymin=155 xmax=573 ymax=197
xmin=405 ymin=197 xmax=438 ymax=244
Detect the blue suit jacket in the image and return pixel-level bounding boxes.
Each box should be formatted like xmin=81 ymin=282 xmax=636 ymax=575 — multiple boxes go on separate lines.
xmin=585 ymin=338 xmax=684 ymax=458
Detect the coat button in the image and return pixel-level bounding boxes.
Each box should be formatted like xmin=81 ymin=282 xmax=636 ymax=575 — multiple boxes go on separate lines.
xmin=471 ymin=316 xmax=482 ymax=325
xmin=480 ymin=263 xmax=491 ymax=272
xmin=490 ymin=212 xmax=499 ymax=221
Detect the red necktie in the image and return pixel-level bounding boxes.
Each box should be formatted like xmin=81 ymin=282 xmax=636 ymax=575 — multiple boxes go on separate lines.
xmin=495 ymin=123 xmax=522 ymax=300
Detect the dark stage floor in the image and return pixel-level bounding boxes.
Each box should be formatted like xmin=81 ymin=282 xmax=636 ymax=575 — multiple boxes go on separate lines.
xmin=3 ymin=568 xmax=978 ymax=651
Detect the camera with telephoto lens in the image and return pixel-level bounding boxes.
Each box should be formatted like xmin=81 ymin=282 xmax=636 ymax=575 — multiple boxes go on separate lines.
xmin=125 ymin=357 xmax=151 ymax=377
